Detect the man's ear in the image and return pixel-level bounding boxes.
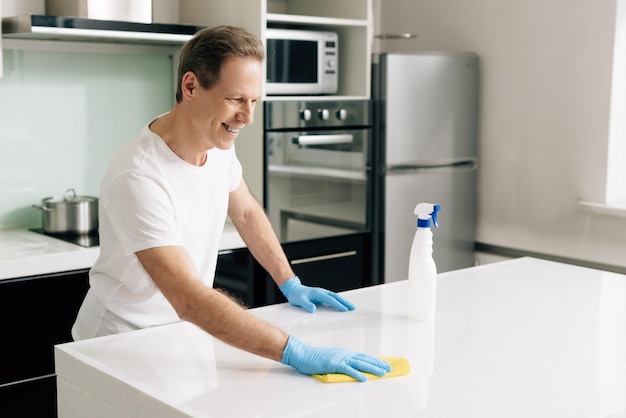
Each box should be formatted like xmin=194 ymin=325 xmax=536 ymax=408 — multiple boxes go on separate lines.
xmin=181 ymin=71 xmax=198 ymax=99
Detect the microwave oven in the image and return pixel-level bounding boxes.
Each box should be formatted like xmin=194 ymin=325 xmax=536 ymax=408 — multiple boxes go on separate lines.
xmin=265 ymin=28 xmax=338 ymax=95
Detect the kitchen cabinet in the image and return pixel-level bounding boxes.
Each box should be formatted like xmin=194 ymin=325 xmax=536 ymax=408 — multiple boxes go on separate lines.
xmin=0 ymin=269 xmax=90 ymax=417
xmin=265 ymin=232 xmax=371 ymax=305
xmin=214 ymin=247 xmax=267 ymax=308
xmin=214 ymin=233 xmax=370 ymax=308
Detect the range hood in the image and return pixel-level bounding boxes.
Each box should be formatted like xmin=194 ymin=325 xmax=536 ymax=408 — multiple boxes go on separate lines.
xmin=2 ymin=15 xmax=204 ymax=45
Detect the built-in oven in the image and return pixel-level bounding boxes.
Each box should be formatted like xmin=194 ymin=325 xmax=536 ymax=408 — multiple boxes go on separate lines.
xmin=263 ymin=99 xmax=372 ymax=242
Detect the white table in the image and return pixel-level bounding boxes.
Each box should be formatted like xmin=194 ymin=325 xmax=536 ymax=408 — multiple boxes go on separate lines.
xmin=55 ymin=258 xmax=626 ymax=417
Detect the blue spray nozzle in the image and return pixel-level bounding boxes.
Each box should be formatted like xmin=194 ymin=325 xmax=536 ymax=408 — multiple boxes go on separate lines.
xmin=414 ymin=203 xmax=441 ymax=228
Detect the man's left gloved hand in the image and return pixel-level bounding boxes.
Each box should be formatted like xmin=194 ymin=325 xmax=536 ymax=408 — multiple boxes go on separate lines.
xmin=281 ymin=335 xmax=391 ymax=381
xmin=279 ymin=276 xmax=355 ymax=313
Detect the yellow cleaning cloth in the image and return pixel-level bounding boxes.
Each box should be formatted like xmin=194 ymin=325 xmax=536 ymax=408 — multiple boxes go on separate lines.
xmin=312 ymin=357 xmax=410 ymax=383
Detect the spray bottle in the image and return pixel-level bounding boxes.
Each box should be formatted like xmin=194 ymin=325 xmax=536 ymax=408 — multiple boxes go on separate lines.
xmin=408 ymin=203 xmax=440 ymax=322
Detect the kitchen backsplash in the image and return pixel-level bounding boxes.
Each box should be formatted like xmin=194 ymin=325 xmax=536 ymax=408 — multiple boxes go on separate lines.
xmin=0 ymin=47 xmax=174 ymax=229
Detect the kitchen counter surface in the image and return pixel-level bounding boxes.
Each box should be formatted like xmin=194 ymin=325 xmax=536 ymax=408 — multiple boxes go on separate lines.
xmin=55 ymin=257 xmax=626 ymax=417
xmin=0 ymin=224 xmax=245 ymax=280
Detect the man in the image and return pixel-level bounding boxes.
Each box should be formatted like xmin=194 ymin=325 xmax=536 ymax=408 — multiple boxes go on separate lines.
xmin=72 ymin=25 xmax=390 ymax=382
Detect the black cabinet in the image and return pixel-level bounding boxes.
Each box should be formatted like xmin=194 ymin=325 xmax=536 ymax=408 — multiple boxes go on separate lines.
xmin=214 ymin=248 xmax=267 ymax=308
xmin=267 ymin=233 xmax=371 ymax=305
xmin=214 ymin=233 xmax=371 ymax=308
xmin=0 ymin=269 xmax=90 ymax=418
xmin=1 ymin=375 xmax=57 ymax=418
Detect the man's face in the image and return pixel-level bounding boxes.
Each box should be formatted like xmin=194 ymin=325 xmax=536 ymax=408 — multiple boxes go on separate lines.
xmin=192 ymin=56 xmax=262 ymax=150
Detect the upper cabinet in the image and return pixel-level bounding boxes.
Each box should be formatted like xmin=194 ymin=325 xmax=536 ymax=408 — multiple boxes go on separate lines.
xmin=179 ymin=0 xmax=373 ymax=99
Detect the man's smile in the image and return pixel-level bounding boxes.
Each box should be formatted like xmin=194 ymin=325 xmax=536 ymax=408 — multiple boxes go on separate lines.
xmin=223 ymin=123 xmax=240 ymax=134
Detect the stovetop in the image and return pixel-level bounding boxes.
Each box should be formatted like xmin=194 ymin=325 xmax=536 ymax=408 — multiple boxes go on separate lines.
xmin=29 ymin=228 xmax=100 ymax=248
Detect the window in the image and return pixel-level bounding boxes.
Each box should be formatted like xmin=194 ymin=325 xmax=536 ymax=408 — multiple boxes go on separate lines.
xmin=579 ymin=0 xmax=626 ymax=217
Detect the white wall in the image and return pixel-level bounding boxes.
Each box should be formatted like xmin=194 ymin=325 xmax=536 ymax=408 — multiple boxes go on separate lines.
xmin=374 ymin=0 xmax=626 ymax=269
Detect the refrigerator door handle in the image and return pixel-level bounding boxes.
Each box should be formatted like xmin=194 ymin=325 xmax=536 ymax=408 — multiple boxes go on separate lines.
xmin=384 ymin=158 xmax=477 ymax=174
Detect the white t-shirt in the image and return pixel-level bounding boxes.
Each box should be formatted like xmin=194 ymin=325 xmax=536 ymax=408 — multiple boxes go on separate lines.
xmin=72 ymin=120 xmax=242 ymax=340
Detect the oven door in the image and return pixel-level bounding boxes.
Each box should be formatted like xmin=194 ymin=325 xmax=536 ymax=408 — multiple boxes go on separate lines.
xmin=265 ymin=128 xmax=372 ymax=242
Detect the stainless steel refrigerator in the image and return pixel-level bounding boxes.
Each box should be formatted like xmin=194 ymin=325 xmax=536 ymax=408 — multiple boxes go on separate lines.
xmin=371 ymin=52 xmax=479 ymax=284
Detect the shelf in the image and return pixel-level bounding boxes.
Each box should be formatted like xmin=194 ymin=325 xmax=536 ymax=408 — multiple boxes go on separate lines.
xmin=263 ymin=94 xmax=370 ymax=101
xmin=266 ymin=13 xmax=368 ymax=28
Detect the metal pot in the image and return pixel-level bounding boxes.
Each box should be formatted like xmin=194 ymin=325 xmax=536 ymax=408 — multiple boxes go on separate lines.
xmin=32 ymin=188 xmax=98 ymax=235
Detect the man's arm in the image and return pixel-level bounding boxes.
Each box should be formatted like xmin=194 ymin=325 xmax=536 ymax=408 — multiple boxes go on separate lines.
xmin=227 ymin=178 xmax=295 ymax=287
xmin=137 ymin=244 xmax=390 ymax=381
xmin=136 ymin=244 xmax=391 ymax=382
xmin=135 ymin=245 xmax=288 ymax=361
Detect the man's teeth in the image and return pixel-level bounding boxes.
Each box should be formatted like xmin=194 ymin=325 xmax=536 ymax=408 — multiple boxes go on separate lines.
xmin=224 ymin=124 xmax=239 ymax=133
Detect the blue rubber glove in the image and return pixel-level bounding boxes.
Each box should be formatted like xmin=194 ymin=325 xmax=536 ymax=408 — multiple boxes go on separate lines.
xmin=279 ymin=276 xmax=355 ymax=313
xmin=281 ymin=335 xmax=392 ymax=382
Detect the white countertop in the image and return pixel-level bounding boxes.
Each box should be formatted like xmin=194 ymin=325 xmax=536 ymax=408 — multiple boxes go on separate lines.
xmin=0 ymin=224 xmax=245 ymax=280
xmin=55 ymin=257 xmax=626 ymax=418
xmin=0 ymin=230 xmax=99 ymax=280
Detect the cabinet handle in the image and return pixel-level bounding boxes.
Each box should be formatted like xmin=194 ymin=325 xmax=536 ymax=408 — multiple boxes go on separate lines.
xmin=290 ymin=250 xmax=357 ymax=265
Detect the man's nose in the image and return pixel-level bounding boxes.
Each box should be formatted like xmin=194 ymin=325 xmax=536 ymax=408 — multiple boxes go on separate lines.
xmin=237 ymin=103 xmax=255 ymax=125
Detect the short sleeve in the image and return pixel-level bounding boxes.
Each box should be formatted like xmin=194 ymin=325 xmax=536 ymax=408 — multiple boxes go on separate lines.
xmin=104 ymin=171 xmax=184 ymax=255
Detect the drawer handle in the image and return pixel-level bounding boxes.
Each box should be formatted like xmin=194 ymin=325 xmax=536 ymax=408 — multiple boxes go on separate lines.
xmin=290 ymin=250 xmax=357 ymax=265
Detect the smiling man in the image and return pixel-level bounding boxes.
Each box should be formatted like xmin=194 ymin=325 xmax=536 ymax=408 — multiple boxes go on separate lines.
xmin=72 ymin=25 xmax=390 ymax=382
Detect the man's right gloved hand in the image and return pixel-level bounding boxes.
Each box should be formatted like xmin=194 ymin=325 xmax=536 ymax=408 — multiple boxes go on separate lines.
xmin=281 ymin=335 xmax=391 ymax=382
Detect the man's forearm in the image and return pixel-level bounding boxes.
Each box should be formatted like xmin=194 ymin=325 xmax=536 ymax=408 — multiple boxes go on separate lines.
xmin=232 ymin=203 xmax=295 ymax=286
xmin=191 ymin=287 xmax=289 ymax=361
xmin=136 ymin=246 xmax=289 ymax=362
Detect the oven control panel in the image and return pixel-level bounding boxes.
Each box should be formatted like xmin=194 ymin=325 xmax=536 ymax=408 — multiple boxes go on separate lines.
xmin=265 ymin=100 xmax=371 ymax=130
xmin=298 ymin=108 xmax=348 ymax=122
